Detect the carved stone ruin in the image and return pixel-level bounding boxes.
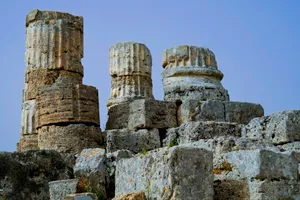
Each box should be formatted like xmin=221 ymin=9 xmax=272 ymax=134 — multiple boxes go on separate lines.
xmin=9 ymin=9 xmax=300 ymax=200
xmin=107 ymin=42 xmax=154 ymax=108
xmin=18 ymin=10 xmax=103 ymax=153
xmin=162 ymin=45 xmax=229 ymax=102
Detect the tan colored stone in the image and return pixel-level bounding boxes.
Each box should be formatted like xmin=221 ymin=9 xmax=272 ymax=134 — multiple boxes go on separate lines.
xmin=25 ymin=10 xmax=83 ymax=74
xmin=35 ymin=77 xmax=100 ymax=128
xmin=107 ymin=42 xmax=154 ymax=108
xmin=18 ymin=133 xmax=39 ymax=152
xmin=38 ymin=124 xmax=103 ymax=153
xmin=162 ymin=45 xmax=218 ymax=69
xmin=24 ymin=69 xmax=82 ymax=100
xmin=113 ymin=192 xmax=147 ymax=200
xmin=162 ymin=45 xmax=229 ymax=102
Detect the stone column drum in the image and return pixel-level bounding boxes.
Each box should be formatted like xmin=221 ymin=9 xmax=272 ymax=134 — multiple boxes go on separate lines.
xmin=107 ymin=42 xmax=154 ymax=108
xmin=162 ymin=45 xmax=229 ymax=103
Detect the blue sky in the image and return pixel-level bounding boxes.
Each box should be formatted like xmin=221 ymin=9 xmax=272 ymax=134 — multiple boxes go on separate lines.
xmin=1 ymin=1 xmax=300 ymax=151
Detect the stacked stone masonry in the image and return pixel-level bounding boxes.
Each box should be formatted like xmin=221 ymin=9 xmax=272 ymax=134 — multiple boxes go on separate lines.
xmin=11 ymin=9 xmax=300 ymax=200
xmin=18 ymin=9 xmax=102 ymax=153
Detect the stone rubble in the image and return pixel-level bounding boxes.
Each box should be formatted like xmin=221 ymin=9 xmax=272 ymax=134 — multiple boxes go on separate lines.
xmin=8 ymin=8 xmax=300 ymax=200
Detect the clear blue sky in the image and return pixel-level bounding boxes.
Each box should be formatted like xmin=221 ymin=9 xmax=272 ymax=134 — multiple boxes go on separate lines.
xmin=1 ymin=1 xmax=300 ymax=151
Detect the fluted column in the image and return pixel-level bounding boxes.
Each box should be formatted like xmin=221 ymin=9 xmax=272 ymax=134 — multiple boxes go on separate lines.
xmin=162 ymin=45 xmax=229 ymax=103
xmin=107 ymin=42 xmax=154 ymax=108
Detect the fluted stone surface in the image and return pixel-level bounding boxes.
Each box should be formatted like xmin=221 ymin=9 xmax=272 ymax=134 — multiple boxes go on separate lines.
xmin=162 ymin=45 xmax=229 ymax=102
xmin=25 ymin=9 xmax=84 ymax=74
xmin=107 ymin=42 xmax=154 ymax=107
xmin=35 ymin=77 xmax=100 ymax=128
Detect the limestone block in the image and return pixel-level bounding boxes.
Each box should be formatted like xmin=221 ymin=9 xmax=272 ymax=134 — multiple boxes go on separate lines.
xmin=243 ymin=110 xmax=300 ymax=144
xmin=18 ymin=133 xmax=39 ymax=151
xmin=64 ymin=193 xmax=98 ymax=200
xmin=113 ymin=192 xmax=147 ymax=200
xmin=21 ymin=100 xmax=36 ymax=135
xmin=49 ymin=179 xmax=79 ymax=200
xmin=214 ymin=179 xmax=300 ymax=200
xmin=24 ymin=69 xmax=82 ymax=100
xmin=115 ymin=146 xmax=214 ymax=200
xmin=107 ymin=42 xmax=154 ymax=107
xmin=162 ymin=45 xmax=229 ymax=102
xmin=74 ymin=149 xmax=108 ymax=198
xmin=36 ymin=77 xmax=100 ymax=128
xmin=106 ymin=129 xmax=161 ymax=154
xmin=248 ymin=179 xmax=300 ymax=200
xmin=163 ymin=121 xmax=242 ymax=145
xmin=178 ymin=100 xmax=264 ymax=125
xmin=38 ymin=124 xmax=103 ymax=153
xmin=25 ymin=10 xmax=84 ymax=74
xmin=224 ymin=101 xmax=264 ymax=124
xmin=226 ymin=149 xmax=298 ymax=180
xmin=106 ymin=99 xmax=177 ymax=130
xmin=0 ymin=150 xmax=73 ymax=200
xmin=106 ymin=150 xmax=134 ymax=198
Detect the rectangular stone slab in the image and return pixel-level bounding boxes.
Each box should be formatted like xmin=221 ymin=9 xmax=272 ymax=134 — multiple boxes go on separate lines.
xmin=163 ymin=121 xmax=243 ymax=145
xmin=226 ymin=149 xmax=298 ymax=180
xmin=178 ymin=100 xmax=264 ymax=125
xmin=106 ymin=99 xmax=177 ymax=130
xmin=106 ymin=128 xmax=161 ymax=154
xmin=243 ymin=110 xmax=300 ymax=144
xmin=115 ymin=146 xmax=214 ymax=200
xmin=49 ymin=179 xmax=78 ymax=200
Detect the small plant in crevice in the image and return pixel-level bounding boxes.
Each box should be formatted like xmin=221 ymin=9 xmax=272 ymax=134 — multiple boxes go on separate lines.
xmin=77 ymin=176 xmax=106 ymax=200
xmin=168 ymin=138 xmax=178 ymax=148
xmin=145 ymin=178 xmax=151 ymax=200
xmin=141 ymin=148 xmax=148 ymax=156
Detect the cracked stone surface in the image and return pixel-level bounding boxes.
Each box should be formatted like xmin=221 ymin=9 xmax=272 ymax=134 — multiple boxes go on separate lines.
xmin=162 ymin=45 xmax=229 ymax=102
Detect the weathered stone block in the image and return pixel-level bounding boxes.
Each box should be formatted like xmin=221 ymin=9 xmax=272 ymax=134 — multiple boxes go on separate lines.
xmin=74 ymin=149 xmax=108 ymax=198
xmin=0 ymin=150 xmax=73 ymax=200
xmin=162 ymin=45 xmax=229 ymax=102
xmin=243 ymin=110 xmax=300 ymax=144
xmin=107 ymin=150 xmax=134 ymax=199
xmin=226 ymin=149 xmax=298 ymax=180
xmin=106 ymin=99 xmax=177 ymax=130
xmin=113 ymin=191 xmax=147 ymax=200
xmin=38 ymin=124 xmax=103 ymax=153
xmin=26 ymin=10 xmax=84 ymax=75
xmin=24 ymin=69 xmax=82 ymax=100
xmin=115 ymin=146 xmax=214 ymax=200
xmin=18 ymin=133 xmax=39 ymax=152
xmin=49 ymin=179 xmax=79 ymax=200
xmin=249 ymin=179 xmax=300 ymax=200
xmin=36 ymin=77 xmax=100 ymax=128
xmin=106 ymin=129 xmax=161 ymax=154
xmin=178 ymin=100 xmax=264 ymax=125
xmin=163 ymin=121 xmax=242 ymax=145
xmin=64 ymin=193 xmax=98 ymax=200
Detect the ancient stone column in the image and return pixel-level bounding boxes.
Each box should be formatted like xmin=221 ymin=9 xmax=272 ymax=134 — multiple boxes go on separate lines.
xmin=19 ymin=10 xmax=102 ymax=153
xmin=162 ymin=45 xmax=229 ymax=102
xmin=24 ymin=9 xmax=84 ymax=100
xmin=107 ymin=42 xmax=154 ymax=108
